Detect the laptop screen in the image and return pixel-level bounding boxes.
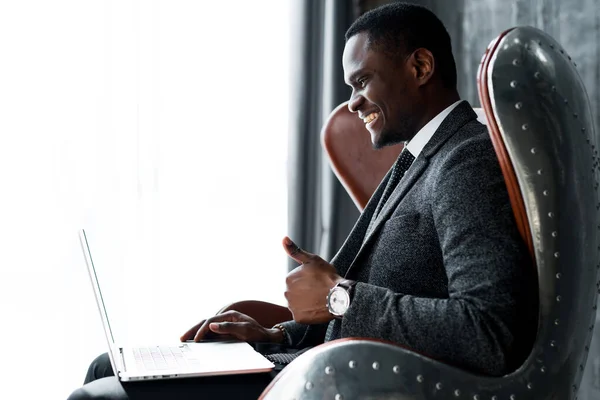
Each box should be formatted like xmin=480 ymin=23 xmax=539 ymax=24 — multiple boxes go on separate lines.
xmin=79 ymin=229 xmax=116 ymax=345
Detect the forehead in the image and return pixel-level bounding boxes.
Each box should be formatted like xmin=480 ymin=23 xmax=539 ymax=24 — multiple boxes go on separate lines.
xmin=342 ymin=33 xmax=371 ymax=78
xmin=343 ymin=32 xmax=397 ymax=84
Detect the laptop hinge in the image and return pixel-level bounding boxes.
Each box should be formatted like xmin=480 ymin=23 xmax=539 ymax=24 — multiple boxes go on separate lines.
xmin=119 ymin=348 xmax=127 ymax=373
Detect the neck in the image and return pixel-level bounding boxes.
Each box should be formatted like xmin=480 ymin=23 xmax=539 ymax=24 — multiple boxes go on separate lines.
xmin=414 ymin=89 xmax=461 ymax=134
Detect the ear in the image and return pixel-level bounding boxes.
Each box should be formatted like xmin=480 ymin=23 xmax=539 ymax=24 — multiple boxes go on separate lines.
xmin=409 ymin=48 xmax=435 ymax=87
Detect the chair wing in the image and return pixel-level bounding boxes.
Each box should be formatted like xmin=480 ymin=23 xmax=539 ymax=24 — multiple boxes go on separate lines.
xmin=260 ymin=27 xmax=599 ymax=400
xmin=322 ymin=103 xmax=487 ymax=212
xmin=321 ymin=102 xmax=403 ymax=211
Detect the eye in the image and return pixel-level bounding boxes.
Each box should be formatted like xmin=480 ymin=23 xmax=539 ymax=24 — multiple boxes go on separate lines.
xmin=357 ymin=77 xmax=368 ymax=88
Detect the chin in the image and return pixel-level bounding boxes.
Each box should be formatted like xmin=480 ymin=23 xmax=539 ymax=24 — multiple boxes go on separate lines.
xmin=372 ymin=132 xmax=396 ymax=149
xmin=371 ymin=134 xmax=385 ymax=150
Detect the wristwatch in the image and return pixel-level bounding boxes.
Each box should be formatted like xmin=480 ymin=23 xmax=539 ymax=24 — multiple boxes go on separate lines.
xmin=326 ymin=279 xmax=357 ymax=319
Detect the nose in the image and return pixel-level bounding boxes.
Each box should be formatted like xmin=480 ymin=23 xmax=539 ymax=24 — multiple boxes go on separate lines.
xmin=347 ymin=91 xmax=364 ymax=114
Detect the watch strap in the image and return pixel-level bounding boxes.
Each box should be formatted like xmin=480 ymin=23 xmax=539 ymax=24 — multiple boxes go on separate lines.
xmin=337 ymin=279 xmax=357 ymax=301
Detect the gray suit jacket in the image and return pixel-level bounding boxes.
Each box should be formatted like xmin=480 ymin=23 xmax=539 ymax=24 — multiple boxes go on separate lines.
xmin=280 ymin=101 xmax=537 ymax=376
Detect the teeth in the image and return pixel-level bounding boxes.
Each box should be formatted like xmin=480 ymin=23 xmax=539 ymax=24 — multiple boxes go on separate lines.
xmin=364 ymin=112 xmax=379 ymax=124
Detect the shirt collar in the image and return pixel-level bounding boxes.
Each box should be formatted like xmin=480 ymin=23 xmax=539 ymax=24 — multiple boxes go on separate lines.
xmin=405 ymin=100 xmax=462 ymax=158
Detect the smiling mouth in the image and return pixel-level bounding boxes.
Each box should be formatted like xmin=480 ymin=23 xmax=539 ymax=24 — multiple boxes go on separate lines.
xmin=363 ymin=112 xmax=380 ymax=125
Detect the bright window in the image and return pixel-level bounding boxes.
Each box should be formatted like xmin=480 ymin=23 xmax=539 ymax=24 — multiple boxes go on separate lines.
xmin=0 ymin=1 xmax=290 ymax=398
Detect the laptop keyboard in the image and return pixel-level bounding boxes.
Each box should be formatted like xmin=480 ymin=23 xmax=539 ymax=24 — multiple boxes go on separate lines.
xmin=133 ymin=345 xmax=190 ymax=371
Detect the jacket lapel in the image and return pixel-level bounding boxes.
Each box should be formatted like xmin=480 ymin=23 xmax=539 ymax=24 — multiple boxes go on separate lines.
xmin=330 ymin=170 xmax=391 ymax=277
xmin=343 ymin=101 xmax=477 ymax=278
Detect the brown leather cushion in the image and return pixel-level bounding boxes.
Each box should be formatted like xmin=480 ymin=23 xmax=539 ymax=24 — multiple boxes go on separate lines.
xmin=321 ymin=102 xmax=404 ymax=211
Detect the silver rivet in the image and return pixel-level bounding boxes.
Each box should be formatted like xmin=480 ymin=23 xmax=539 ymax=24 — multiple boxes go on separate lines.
xmin=436 ymin=382 xmax=443 ymax=390
xmin=510 ymin=395 xmax=516 ymax=400
xmin=554 ymin=252 xmax=560 ymax=258
xmin=348 ymin=360 xmax=356 ymax=369
xmin=564 ymin=98 xmax=569 ymax=104
xmin=582 ymin=128 xmax=586 ymax=132
xmin=510 ymin=80 xmax=518 ymax=88
xmin=552 ymin=86 xmax=556 ymax=92
xmin=574 ymin=113 xmax=579 ymax=118
xmin=555 ymin=319 xmax=560 ymax=325
xmin=550 ymin=44 xmax=555 ymax=49
xmin=522 ymin=123 xmax=529 ymax=130
xmin=552 ymin=231 xmax=558 ymax=237
xmin=543 ymin=190 xmax=549 ymax=196
xmin=417 ymin=374 xmax=424 ymax=383
xmin=551 ymin=340 xmax=557 ymax=347
xmin=305 ymin=381 xmax=313 ymax=390
xmin=454 ymin=389 xmax=461 ymax=396
xmin=531 ymin=147 xmax=537 ymax=154
xmin=335 ymin=394 xmax=343 ymax=400
xmin=325 ymin=366 xmax=334 ymax=375
xmin=503 ymin=44 xmax=510 ymax=50
xmin=541 ymin=366 xmax=546 ymax=373
xmin=473 ymin=395 xmax=480 ymax=400
xmin=527 ymin=382 xmax=533 ymax=389
xmin=372 ymin=362 xmax=379 ymax=370
xmin=548 ymin=212 xmax=555 ymax=218
xmin=537 ymin=169 xmax=543 ymax=175
xmin=556 ymin=272 xmax=562 ymax=279
xmin=492 ymin=396 xmax=498 ymax=400
xmin=534 ymin=71 xmax=541 ymax=79
xmin=515 ymin=102 xmax=523 ymax=110
xmin=514 ymin=38 xmax=521 ymax=44
xmin=393 ymin=365 xmax=400 ymax=374
xmin=557 ymin=295 xmax=562 ymax=302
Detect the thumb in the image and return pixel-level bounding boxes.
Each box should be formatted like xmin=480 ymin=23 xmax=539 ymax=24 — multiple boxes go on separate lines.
xmin=282 ymin=236 xmax=315 ymax=264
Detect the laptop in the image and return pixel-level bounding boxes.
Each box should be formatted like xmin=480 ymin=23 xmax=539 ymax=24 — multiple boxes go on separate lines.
xmin=78 ymin=229 xmax=274 ymax=381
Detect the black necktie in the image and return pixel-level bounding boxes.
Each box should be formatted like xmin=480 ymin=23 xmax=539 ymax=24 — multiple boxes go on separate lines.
xmin=373 ymin=148 xmax=416 ymax=218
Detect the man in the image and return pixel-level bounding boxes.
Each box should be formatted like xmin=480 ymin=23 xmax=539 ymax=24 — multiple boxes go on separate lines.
xmin=69 ymin=3 xmax=537 ymax=399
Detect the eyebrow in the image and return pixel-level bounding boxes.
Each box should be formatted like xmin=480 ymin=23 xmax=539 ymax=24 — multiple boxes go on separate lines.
xmin=345 ymin=69 xmax=366 ymax=87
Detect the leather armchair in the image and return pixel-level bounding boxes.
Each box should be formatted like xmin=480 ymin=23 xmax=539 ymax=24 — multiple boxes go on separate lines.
xmin=254 ymin=27 xmax=600 ymax=400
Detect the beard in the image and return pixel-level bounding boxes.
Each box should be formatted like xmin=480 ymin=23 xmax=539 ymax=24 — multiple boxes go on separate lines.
xmin=372 ymin=112 xmax=420 ymax=150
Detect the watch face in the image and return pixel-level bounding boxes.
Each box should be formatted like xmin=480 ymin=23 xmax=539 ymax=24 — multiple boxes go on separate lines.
xmin=329 ymin=287 xmax=351 ymax=316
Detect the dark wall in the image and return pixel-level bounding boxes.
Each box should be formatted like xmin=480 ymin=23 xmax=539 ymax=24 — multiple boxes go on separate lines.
xmin=358 ymin=0 xmax=600 ymax=397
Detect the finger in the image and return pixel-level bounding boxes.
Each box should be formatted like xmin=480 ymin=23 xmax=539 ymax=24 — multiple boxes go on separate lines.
xmin=282 ymin=236 xmax=314 ymax=264
xmin=209 ymin=322 xmax=248 ymax=341
xmin=180 ymin=320 xmax=205 ymax=342
xmin=209 ymin=321 xmax=238 ymax=334
xmin=194 ymin=318 xmax=218 ymax=342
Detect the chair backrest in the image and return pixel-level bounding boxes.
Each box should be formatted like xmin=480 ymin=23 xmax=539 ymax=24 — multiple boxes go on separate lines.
xmin=261 ymin=27 xmax=599 ymax=400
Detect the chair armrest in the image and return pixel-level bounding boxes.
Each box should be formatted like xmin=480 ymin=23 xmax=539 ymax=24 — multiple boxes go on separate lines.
xmin=216 ymin=300 xmax=292 ymax=328
xmin=258 ymin=338 xmax=521 ymax=400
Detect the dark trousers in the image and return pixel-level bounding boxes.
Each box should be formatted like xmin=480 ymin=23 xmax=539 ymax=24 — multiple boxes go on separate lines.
xmin=67 ymin=353 xmax=274 ymax=400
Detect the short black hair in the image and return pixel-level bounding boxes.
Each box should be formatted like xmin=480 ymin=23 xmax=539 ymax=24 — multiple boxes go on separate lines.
xmin=345 ymin=2 xmax=457 ymax=89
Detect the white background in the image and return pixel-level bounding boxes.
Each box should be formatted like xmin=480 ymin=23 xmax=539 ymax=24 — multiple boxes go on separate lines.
xmin=0 ymin=1 xmax=290 ymax=398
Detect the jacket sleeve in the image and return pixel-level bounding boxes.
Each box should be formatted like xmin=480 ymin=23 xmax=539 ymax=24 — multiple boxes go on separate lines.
xmin=278 ymin=320 xmax=328 ymax=349
xmin=338 ymin=134 xmax=537 ymax=376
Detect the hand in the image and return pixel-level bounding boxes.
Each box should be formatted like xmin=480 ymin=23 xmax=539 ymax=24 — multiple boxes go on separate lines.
xmin=283 ymin=236 xmax=343 ymax=324
xmin=180 ymin=310 xmax=284 ymax=343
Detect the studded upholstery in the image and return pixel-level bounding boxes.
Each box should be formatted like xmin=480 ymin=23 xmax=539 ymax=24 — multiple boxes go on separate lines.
xmin=259 ymin=27 xmax=600 ymax=400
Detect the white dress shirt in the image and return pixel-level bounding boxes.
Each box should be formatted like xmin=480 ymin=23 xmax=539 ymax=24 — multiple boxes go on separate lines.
xmin=405 ymin=99 xmax=462 ymax=158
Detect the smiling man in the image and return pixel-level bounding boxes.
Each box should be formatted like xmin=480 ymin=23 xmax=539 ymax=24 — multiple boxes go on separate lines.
xmin=69 ymin=3 xmax=537 ymax=399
